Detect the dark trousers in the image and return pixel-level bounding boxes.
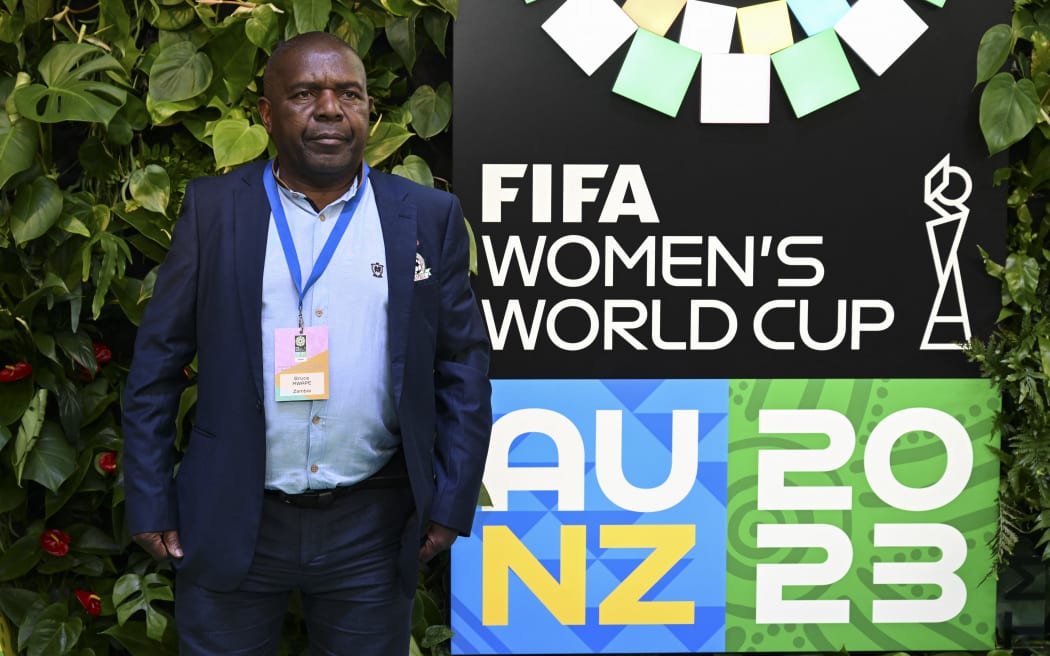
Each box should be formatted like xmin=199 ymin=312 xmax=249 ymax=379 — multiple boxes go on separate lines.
xmin=175 ymin=483 xmax=417 ymax=656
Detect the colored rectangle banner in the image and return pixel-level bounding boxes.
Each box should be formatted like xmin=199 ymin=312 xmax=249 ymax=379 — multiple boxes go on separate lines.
xmin=451 ymin=378 xmax=999 ymax=654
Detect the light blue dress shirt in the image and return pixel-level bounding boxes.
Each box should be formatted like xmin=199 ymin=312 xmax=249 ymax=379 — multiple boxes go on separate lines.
xmin=260 ymin=172 xmax=399 ymax=494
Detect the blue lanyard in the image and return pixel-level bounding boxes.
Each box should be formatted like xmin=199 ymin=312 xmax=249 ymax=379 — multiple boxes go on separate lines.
xmin=263 ymin=160 xmax=370 ymax=330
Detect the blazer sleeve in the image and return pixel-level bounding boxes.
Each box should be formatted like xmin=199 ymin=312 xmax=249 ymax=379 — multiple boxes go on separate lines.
xmin=428 ymin=194 xmax=493 ymax=535
xmin=122 ymin=182 xmax=201 ymax=536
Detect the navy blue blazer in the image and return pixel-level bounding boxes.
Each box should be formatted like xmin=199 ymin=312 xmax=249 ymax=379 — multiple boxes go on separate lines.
xmin=122 ymin=161 xmax=492 ymax=591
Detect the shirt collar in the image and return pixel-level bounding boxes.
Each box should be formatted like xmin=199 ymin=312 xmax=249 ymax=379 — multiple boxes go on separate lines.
xmin=271 ymin=159 xmax=361 ymax=209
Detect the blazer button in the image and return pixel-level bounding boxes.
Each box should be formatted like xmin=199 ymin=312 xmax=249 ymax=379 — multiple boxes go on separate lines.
xmin=255 ymin=399 xmax=262 ymax=412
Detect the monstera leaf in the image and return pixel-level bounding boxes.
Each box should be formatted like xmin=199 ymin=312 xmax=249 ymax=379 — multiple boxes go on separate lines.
xmin=11 ymin=43 xmax=127 ymax=125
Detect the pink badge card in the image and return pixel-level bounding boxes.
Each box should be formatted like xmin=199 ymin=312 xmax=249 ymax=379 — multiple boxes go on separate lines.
xmin=274 ymin=326 xmax=330 ymax=401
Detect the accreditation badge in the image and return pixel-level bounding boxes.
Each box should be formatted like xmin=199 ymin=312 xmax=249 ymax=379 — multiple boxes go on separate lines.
xmin=274 ymin=326 xmax=330 ymax=401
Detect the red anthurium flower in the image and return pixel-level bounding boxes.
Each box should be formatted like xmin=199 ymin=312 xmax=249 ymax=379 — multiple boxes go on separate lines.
xmin=74 ymin=590 xmax=101 ymax=616
xmin=0 ymin=362 xmax=32 ymax=382
xmin=39 ymin=529 xmax=71 ymax=556
xmin=93 ymin=342 xmax=112 ymax=365
xmin=98 ymin=451 xmax=118 ymax=474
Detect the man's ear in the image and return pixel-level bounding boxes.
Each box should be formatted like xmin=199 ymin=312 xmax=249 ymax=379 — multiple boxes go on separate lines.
xmin=258 ymin=97 xmax=273 ymax=133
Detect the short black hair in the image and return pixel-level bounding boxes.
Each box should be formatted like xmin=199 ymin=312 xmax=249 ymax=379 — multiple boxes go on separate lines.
xmin=261 ymin=32 xmax=362 ymax=97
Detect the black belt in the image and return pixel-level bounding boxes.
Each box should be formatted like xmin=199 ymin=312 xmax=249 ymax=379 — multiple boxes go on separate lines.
xmin=265 ymin=475 xmax=408 ymax=509
xmin=265 ymin=454 xmax=409 ymax=509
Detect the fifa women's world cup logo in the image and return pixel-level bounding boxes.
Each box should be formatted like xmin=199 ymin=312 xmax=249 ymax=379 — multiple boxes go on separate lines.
xmin=921 ymin=154 xmax=972 ymax=351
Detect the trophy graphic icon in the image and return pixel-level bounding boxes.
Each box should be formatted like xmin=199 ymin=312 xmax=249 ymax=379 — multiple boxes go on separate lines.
xmin=921 ymin=154 xmax=972 ymax=350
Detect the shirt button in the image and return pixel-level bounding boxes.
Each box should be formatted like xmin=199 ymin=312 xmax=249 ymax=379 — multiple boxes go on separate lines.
xmin=310 ymin=464 xmax=319 ymax=473
xmin=315 ymin=309 xmax=323 ymax=317
xmin=311 ymin=415 xmax=321 ymax=425
xmin=319 ymin=213 xmax=326 ymax=222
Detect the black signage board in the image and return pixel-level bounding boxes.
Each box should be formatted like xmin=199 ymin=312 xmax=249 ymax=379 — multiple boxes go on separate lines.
xmin=453 ymin=0 xmax=1006 ymax=380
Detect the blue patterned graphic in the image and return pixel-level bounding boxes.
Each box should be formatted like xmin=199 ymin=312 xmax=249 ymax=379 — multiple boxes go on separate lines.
xmin=451 ymin=379 xmax=729 ymax=654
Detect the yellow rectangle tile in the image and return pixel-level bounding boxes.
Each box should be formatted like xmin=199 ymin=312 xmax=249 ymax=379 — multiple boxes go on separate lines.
xmin=622 ymin=0 xmax=688 ymax=36
xmin=738 ymin=0 xmax=794 ymax=54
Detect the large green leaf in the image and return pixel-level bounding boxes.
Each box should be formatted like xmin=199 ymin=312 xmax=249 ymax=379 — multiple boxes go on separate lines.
xmin=22 ymin=421 xmax=76 ymax=493
xmin=212 ymin=118 xmax=269 ymax=168
xmin=205 ymin=24 xmax=257 ymax=105
xmin=12 ymin=43 xmax=126 ymax=125
xmin=0 ymin=12 xmax=25 ymax=43
xmin=89 ymin=232 xmax=131 ymax=319
xmin=113 ymin=573 xmax=174 ymax=642
xmin=44 ymin=448 xmax=92 ymax=519
xmin=422 ymin=10 xmax=450 ymax=56
xmin=110 ymin=277 xmax=149 ymax=326
xmin=391 ymin=154 xmax=433 ymax=187
xmin=12 ymin=388 xmax=47 ymax=486
xmin=24 ymin=0 xmax=54 ymax=24
xmin=129 ymin=165 xmax=171 ymax=215
xmin=293 ymin=0 xmax=332 ymax=35
xmin=55 ymin=330 xmax=94 ymax=371
xmin=0 ymin=117 xmax=37 ymax=190
xmin=386 ymin=13 xmax=418 ymax=71
xmin=977 ymin=25 xmax=1012 ymax=84
xmin=979 ymin=73 xmax=1041 ymax=155
xmin=66 ymin=523 xmax=121 ymax=555
xmin=365 ymin=121 xmax=412 ymax=167
xmin=19 ymin=602 xmax=83 ymax=656
xmin=0 ymin=587 xmax=44 ymax=625
xmin=98 ymin=0 xmax=134 ymax=62
xmin=1005 ymin=252 xmax=1040 ymax=310
xmin=147 ymin=2 xmax=196 ymax=30
xmin=79 ymin=377 xmax=118 ymax=427
xmin=0 ymin=532 xmax=42 ymax=582
xmin=422 ymin=624 xmax=454 ymax=649
xmin=245 ymin=3 xmax=280 ymax=53
xmin=113 ymin=208 xmax=171 ymax=249
xmin=145 ymin=95 xmax=201 ymax=125
xmin=0 ymin=376 xmax=34 ymax=425
xmin=148 ymin=42 xmax=213 ymax=104
xmin=333 ymin=5 xmax=375 ymax=56
xmin=11 ymin=176 xmax=63 ymax=244
xmin=407 ymin=83 xmax=451 ymax=139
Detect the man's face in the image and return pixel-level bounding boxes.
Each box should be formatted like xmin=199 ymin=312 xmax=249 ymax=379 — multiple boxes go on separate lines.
xmin=258 ymin=42 xmax=373 ymax=189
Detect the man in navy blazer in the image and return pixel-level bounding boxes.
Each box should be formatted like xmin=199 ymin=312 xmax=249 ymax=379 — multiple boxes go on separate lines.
xmin=122 ymin=32 xmax=491 ymax=655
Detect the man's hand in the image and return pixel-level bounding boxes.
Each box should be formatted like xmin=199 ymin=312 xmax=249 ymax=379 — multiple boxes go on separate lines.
xmin=418 ymin=522 xmax=457 ymax=563
xmin=132 ymin=530 xmax=183 ymax=561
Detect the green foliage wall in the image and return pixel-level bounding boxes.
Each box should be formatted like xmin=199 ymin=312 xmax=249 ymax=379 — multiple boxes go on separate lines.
xmin=0 ymin=0 xmax=456 ymax=654
xmin=974 ymin=0 xmax=1050 ymax=567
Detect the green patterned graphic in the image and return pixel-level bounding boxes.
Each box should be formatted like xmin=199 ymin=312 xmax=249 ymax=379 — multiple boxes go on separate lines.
xmin=726 ymin=379 xmax=999 ymax=652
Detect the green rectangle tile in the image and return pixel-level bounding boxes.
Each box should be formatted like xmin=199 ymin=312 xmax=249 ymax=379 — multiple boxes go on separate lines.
xmin=771 ymin=29 xmax=859 ymax=117
xmin=612 ymin=29 xmax=701 ymax=117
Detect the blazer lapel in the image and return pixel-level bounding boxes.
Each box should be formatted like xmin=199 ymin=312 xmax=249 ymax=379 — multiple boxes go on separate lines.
xmin=371 ymin=170 xmax=416 ymax=409
xmin=233 ymin=163 xmax=270 ymax=402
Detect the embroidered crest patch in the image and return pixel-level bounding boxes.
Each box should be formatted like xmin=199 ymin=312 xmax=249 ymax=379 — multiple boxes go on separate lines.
xmin=414 ymin=252 xmax=432 ymax=282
